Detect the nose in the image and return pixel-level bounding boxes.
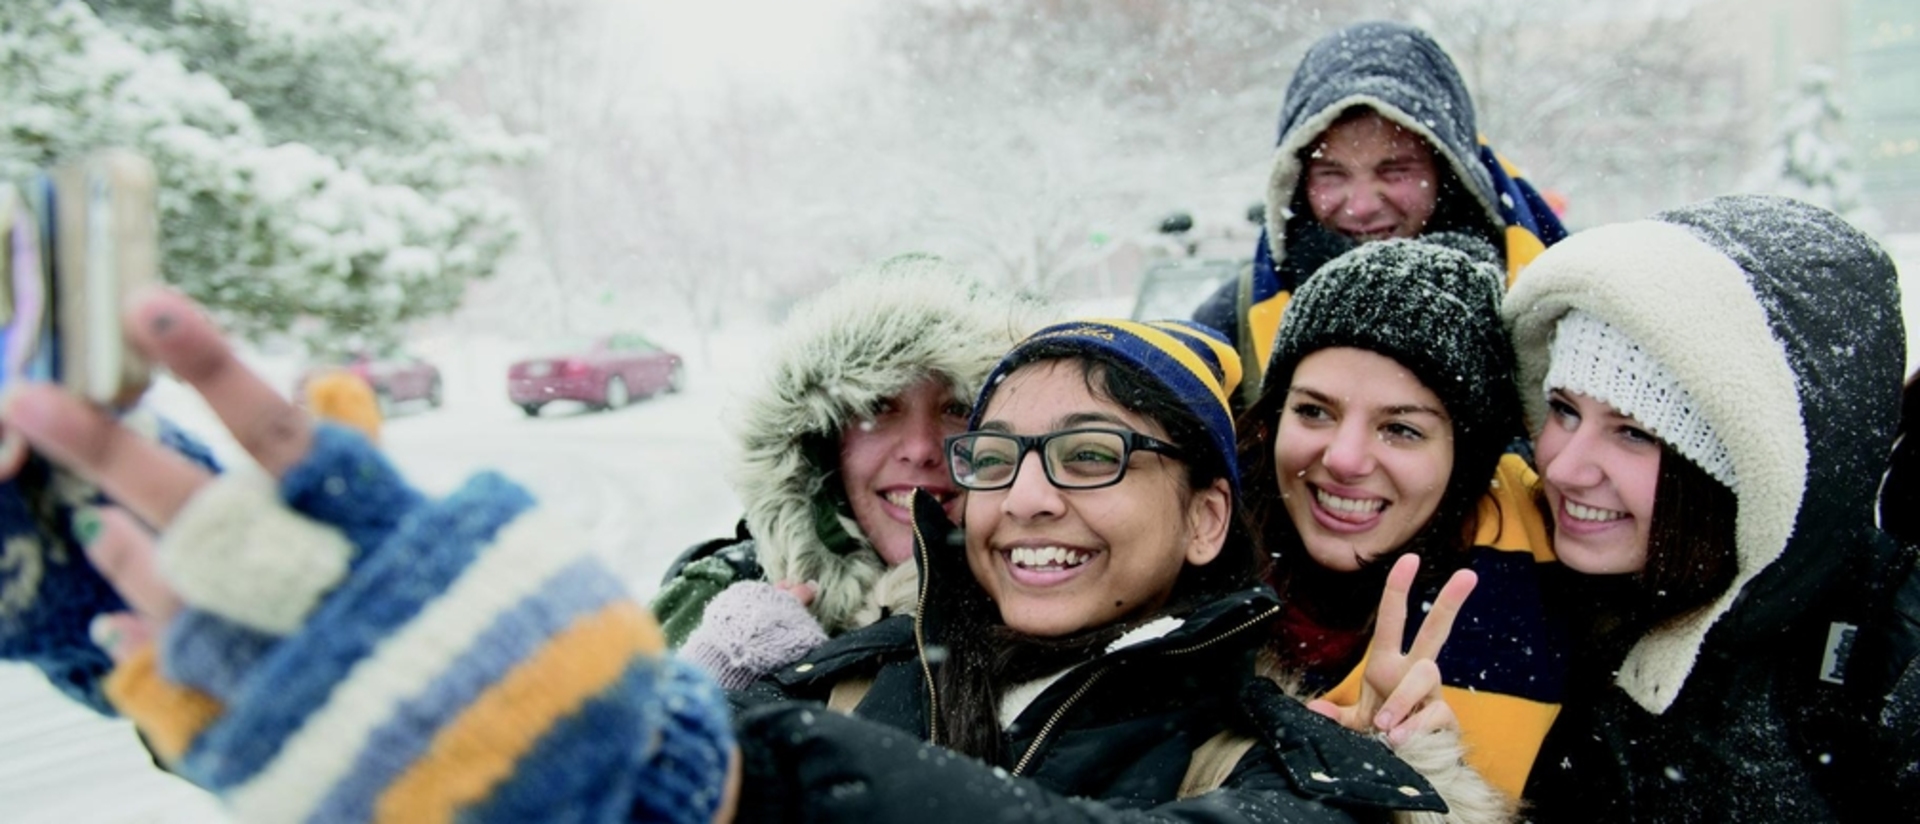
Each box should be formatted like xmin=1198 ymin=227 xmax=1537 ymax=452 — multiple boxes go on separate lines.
xmin=1341 ymin=179 xmax=1385 ymax=221
xmin=1540 ymin=425 xmax=1604 ymax=490
xmin=1321 ymin=420 xmax=1375 ymax=479
xmin=999 ymin=449 xmax=1063 ymax=520
xmin=896 ymin=413 xmax=945 ymax=468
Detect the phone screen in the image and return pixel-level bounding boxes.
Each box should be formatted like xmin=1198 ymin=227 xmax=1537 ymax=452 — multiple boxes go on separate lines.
xmin=3 ymin=180 xmax=54 ymax=389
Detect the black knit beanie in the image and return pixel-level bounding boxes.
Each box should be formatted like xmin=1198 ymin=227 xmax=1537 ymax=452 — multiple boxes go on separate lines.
xmin=1261 ymin=236 xmax=1522 ymax=556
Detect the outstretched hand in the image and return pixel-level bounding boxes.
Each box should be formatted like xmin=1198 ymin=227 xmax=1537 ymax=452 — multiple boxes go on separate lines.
xmin=0 ymin=287 xmax=315 ymax=657
xmin=1307 ymin=553 xmax=1476 ymax=747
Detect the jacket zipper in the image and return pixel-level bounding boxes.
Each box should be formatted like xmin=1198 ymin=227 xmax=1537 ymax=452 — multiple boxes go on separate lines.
xmin=1008 ymin=602 xmax=1281 ymax=777
xmin=910 ymin=493 xmax=942 ymax=745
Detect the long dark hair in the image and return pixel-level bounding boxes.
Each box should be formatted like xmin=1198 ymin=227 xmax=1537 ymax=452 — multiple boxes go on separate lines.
xmin=930 ymin=343 xmax=1256 ymax=764
xmin=1601 ymin=445 xmax=1741 ymax=636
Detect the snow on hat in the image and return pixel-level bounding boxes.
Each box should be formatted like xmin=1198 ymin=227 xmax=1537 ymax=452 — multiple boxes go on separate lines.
xmin=1261 ymin=237 xmax=1522 ymax=537
xmin=971 ymin=319 xmax=1244 ymax=498
xmin=1545 ymin=309 xmax=1736 ymax=488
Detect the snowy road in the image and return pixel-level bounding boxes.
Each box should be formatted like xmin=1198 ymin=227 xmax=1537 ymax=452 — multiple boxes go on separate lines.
xmin=1 ymin=349 xmax=749 ymax=823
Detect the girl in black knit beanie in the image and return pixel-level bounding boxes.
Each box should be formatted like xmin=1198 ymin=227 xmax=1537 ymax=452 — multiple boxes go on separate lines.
xmin=1237 ymin=236 xmax=1566 ymax=801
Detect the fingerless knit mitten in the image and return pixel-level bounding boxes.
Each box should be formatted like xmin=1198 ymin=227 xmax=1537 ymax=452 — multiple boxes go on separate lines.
xmin=108 ymin=424 xmax=734 ymax=824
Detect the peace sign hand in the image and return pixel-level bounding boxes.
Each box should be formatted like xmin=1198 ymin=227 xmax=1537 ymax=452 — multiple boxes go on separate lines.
xmin=1306 ymin=553 xmax=1477 ymax=747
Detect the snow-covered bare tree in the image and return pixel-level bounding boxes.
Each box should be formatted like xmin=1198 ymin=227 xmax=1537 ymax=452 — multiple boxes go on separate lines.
xmin=0 ymin=0 xmax=529 ymax=349
xmin=860 ymin=0 xmax=1330 ymax=294
xmin=1348 ymin=0 xmax=1752 ymax=226
xmin=1743 ymin=63 xmax=1879 ymax=232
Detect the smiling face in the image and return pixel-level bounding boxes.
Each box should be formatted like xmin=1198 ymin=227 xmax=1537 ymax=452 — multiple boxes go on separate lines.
xmin=1534 ymin=389 xmax=1660 ymax=575
xmin=1303 ymin=111 xmax=1441 ymax=242
xmin=839 ymin=377 xmax=970 ymax=566
xmin=1274 ymin=348 xmax=1454 ymax=571
xmin=963 ymin=360 xmax=1230 ymax=638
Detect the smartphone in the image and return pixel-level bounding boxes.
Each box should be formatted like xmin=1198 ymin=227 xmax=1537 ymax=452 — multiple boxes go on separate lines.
xmin=1 ymin=149 xmax=158 ymax=408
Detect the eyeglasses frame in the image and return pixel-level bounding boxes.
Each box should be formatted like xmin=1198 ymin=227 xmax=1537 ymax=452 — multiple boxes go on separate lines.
xmin=943 ymin=426 xmax=1186 ymax=491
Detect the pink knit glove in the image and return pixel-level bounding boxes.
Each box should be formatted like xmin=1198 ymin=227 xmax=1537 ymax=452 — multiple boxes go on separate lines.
xmin=681 ymin=581 xmax=829 ymax=690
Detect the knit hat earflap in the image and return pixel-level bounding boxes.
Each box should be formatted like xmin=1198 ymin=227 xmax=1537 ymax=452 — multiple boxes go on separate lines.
xmin=971 ymin=319 xmax=1243 ymax=497
xmin=1545 ymin=309 xmax=1737 ymax=488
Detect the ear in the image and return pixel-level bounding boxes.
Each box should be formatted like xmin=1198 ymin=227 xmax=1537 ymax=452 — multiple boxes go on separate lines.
xmin=1184 ymin=477 xmax=1232 ymax=566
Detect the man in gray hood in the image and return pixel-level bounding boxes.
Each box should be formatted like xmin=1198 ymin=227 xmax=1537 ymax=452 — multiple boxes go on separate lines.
xmin=1194 ymin=20 xmax=1566 ymax=408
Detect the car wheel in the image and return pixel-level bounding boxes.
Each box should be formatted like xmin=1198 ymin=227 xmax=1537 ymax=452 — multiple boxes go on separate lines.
xmin=427 ymin=376 xmax=444 ymax=409
xmin=667 ymin=364 xmax=686 ymax=394
xmin=521 ymin=403 xmax=543 ymax=418
xmin=603 ymin=376 xmax=629 ymax=410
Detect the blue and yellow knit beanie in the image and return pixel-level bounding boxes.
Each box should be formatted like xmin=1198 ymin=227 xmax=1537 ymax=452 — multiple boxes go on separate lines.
xmin=970 ymin=319 xmax=1243 ymax=497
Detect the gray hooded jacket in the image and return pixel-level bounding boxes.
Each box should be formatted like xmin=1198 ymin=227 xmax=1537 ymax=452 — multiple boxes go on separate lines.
xmin=1504 ymin=195 xmax=1905 ymax=821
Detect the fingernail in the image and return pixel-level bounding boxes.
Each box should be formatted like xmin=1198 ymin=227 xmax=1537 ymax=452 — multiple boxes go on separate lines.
xmin=72 ymin=506 xmax=104 ymax=547
xmin=89 ymin=613 xmax=122 ymax=656
xmin=1374 ymin=710 xmax=1397 ymax=731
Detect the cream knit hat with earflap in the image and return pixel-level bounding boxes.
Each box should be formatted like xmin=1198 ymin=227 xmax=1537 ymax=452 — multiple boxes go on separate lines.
xmin=1544 ymin=309 xmax=1737 ymax=489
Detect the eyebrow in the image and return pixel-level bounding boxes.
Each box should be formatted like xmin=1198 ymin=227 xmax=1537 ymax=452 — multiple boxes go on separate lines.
xmin=1549 ymin=389 xmax=1639 ymax=422
xmin=975 ymin=410 xmax=1132 ymax=434
xmin=1290 ymin=385 xmax=1448 ymax=420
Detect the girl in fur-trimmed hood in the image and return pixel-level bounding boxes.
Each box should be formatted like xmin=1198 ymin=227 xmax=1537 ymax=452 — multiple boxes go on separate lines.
xmin=655 ymin=255 xmax=1051 ymax=685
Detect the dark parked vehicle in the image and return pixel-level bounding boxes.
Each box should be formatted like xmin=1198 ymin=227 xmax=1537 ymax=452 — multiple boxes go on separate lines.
xmin=295 ymin=350 xmax=443 ymax=413
xmin=507 ymin=333 xmax=684 ymax=417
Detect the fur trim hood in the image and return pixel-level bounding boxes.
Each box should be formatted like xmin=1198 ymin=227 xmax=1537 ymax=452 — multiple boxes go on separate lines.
xmin=1263 ymin=21 xmax=1503 ymax=269
xmin=1504 ymin=195 xmax=1904 ymax=714
xmin=729 ymin=256 xmax=1048 ymax=635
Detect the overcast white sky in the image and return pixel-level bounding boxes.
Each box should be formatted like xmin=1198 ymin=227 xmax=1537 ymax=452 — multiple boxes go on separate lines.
xmin=622 ymin=0 xmax=878 ymax=93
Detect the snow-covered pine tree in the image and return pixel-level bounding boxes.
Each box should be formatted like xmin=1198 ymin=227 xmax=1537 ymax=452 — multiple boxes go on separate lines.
xmin=1745 ymin=63 xmax=1880 ymax=233
xmin=0 ymin=0 xmax=529 ymax=349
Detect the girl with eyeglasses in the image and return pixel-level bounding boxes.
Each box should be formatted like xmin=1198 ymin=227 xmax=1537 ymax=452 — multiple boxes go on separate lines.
xmin=1235 ymin=237 xmax=1567 ymax=804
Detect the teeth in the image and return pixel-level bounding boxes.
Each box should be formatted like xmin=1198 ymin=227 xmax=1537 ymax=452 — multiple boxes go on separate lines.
xmin=1315 ymin=489 xmax=1384 ymax=515
xmin=886 ymin=491 xmax=947 ymax=509
xmin=1565 ymin=501 xmax=1627 ymax=522
xmin=1009 ymin=546 xmax=1093 ymax=570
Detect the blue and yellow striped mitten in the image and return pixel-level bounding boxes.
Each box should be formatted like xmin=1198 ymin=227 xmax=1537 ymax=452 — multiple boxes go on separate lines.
xmin=106 ymin=424 xmax=733 ymax=824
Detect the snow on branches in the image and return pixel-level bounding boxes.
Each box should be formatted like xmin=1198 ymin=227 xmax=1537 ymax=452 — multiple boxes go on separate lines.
xmin=0 ymin=1 xmax=530 ymax=348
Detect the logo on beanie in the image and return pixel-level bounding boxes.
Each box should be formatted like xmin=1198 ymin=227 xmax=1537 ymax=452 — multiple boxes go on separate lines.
xmin=1034 ymin=324 xmax=1119 ymax=343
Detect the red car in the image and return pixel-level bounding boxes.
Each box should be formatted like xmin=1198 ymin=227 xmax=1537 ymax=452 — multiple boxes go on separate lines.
xmin=295 ymin=351 xmax=443 ymax=413
xmin=507 ymin=333 xmax=685 ymax=417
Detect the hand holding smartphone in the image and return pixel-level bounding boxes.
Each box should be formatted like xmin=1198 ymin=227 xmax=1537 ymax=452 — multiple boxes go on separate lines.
xmin=1 ymin=149 xmax=160 ymax=469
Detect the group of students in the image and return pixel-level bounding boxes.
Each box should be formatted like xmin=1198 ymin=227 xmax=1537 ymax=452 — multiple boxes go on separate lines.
xmin=0 ymin=18 xmax=1914 ymax=824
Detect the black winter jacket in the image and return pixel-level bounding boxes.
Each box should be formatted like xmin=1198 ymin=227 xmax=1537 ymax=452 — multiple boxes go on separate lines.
xmin=728 ymin=494 xmax=1448 ymax=823
xmin=1505 ymin=195 xmax=1910 ymax=822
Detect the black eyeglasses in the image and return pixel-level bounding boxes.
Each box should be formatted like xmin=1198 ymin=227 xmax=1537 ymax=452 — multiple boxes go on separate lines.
xmin=945 ymin=427 xmax=1185 ymax=491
